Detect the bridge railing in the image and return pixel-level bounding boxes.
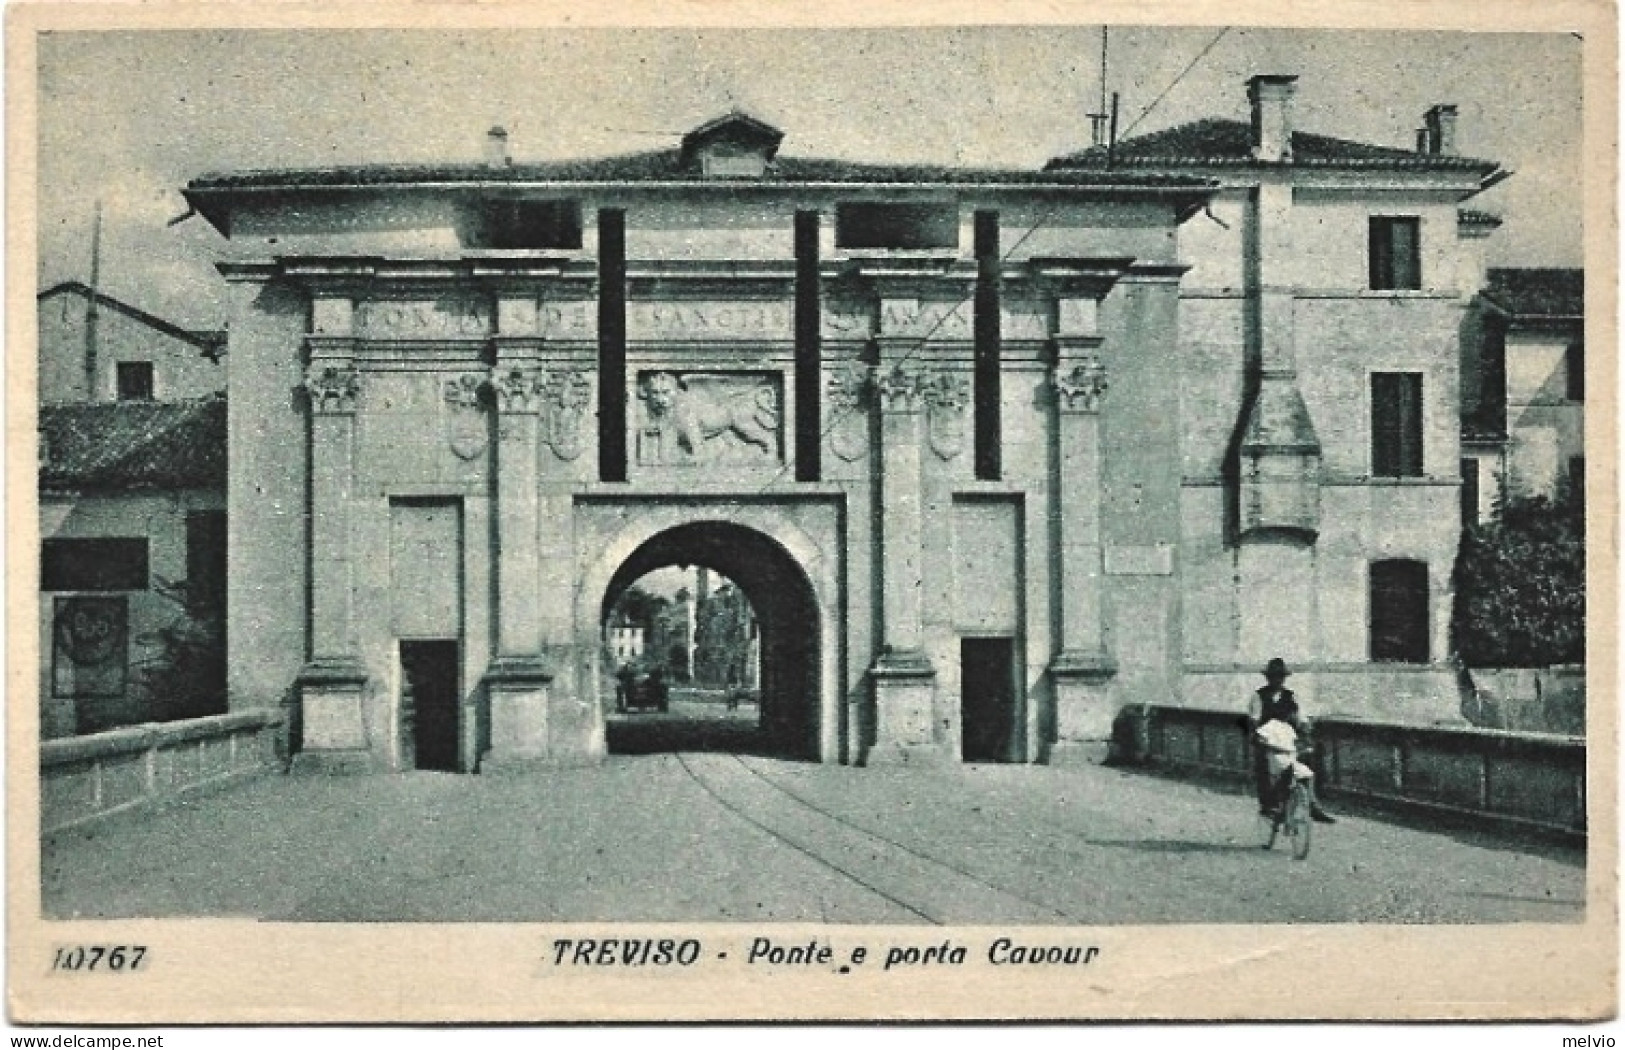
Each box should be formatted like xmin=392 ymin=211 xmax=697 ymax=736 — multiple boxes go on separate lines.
xmin=1115 ymin=705 xmax=1586 ymax=839
xmin=39 ymin=709 xmax=285 ymax=835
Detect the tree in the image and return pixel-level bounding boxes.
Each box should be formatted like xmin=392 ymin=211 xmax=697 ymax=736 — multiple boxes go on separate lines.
xmin=1451 ymin=482 xmax=1585 ymax=667
xmin=133 ymin=575 xmax=227 ymax=722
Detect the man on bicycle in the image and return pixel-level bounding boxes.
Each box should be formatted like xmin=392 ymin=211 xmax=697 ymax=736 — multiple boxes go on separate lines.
xmin=1247 ymin=658 xmax=1336 ymax=823
xmin=1254 ymin=708 xmax=1324 ymax=819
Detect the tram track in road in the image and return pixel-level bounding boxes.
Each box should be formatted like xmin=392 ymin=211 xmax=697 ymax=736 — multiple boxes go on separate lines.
xmin=730 ymin=754 xmax=1082 ymax=923
xmin=672 ymin=752 xmax=937 ymax=922
xmin=674 ymin=752 xmax=1077 ymax=924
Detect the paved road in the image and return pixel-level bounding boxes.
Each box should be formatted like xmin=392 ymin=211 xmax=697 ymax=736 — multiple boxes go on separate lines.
xmin=42 ymin=751 xmax=1584 ymax=924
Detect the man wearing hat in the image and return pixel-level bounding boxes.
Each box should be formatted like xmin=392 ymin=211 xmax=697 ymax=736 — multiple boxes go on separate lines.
xmin=1247 ymin=658 xmax=1336 ymax=823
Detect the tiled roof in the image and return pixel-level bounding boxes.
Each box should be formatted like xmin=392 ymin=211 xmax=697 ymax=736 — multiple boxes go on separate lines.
xmin=39 ymin=396 xmax=226 ymax=493
xmin=185 ymin=149 xmax=1216 ymax=191
xmin=1046 ymin=118 xmax=1502 ymax=176
xmin=38 ymin=282 xmax=226 ymax=359
xmin=1482 ymin=268 xmax=1584 ymax=319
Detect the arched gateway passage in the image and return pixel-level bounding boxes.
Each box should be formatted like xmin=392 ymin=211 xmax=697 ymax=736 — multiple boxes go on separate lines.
xmin=599 ymin=521 xmax=821 ymax=760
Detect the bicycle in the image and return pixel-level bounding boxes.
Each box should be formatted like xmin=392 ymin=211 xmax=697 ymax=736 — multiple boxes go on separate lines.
xmin=1260 ymin=754 xmax=1313 ymax=860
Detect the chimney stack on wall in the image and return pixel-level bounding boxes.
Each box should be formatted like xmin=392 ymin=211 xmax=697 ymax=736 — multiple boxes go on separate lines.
xmin=1248 ymin=75 xmax=1298 ymax=163
xmin=1422 ymin=104 xmax=1458 ymax=155
xmin=485 ymin=126 xmax=511 ymax=167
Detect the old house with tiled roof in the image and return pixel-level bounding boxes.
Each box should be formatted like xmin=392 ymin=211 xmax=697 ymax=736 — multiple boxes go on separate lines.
xmin=37 ymin=282 xmax=228 ymax=738
xmin=1459 ymin=268 xmax=1585 ymax=521
xmin=1048 ymin=76 xmax=1510 ymax=721
xmin=39 ymin=281 xmax=225 ymax=404
xmin=39 ymin=396 xmax=227 ymax=737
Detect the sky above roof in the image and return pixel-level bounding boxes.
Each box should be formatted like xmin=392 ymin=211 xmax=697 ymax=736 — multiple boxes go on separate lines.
xmin=36 ymin=26 xmax=1583 ymax=329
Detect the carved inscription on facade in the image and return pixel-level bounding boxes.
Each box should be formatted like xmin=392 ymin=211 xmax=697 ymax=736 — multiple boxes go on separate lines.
xmin=359 ymin=299 xmax=491 ymax=340
xmin=628 ymin=302 xmax=791 ymax=342
xmin=637 ymin=371 xmax=783 ymax=466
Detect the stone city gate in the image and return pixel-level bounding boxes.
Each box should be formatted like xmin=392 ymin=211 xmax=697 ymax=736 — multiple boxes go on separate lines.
xmin=193 ymin=123 xmax=1202 ymax=773
xmin=234 ymin=250 xmax=1181 ymax=774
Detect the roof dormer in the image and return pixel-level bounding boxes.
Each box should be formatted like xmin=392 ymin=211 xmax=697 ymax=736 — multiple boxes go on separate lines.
xmin=678 ymin=111 xmax=785 ymax=178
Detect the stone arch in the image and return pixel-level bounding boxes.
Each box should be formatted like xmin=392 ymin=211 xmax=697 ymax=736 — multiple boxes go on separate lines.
xmin=576 ymin=506 xmax=841 ymax=761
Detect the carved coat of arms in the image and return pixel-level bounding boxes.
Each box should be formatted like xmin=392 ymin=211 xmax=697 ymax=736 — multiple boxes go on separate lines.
xmin=920 ymin=369 xmax=969 ymax=460
xmin=541 ymin=370 xmax=593 ymax=461
xmin=825 ymin=364 xmax=872 ymax=463
xmin=443 ymin=373 xmax=489 ymax=460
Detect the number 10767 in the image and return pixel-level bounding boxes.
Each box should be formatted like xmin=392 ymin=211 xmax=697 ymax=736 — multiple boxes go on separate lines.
xmin=52 ymin=945 xmax=147 ymax=973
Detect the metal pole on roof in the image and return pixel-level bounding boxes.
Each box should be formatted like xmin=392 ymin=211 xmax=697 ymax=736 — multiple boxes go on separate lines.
xmin=84 ymin=200 xmax=102 ymax=401
xmin=1108 ymin=92 xmax=1120 ymax=168
xmin=1100 ymin=27 xmax=1109 ymax=115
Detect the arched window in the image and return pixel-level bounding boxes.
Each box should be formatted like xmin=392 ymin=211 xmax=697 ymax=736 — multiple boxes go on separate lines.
xmin=1369 ymin=559 xmax=1430 ymax=663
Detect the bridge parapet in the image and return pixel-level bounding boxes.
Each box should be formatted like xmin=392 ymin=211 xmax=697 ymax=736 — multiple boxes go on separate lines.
xmin=1114 ymin=704 xmax=1586 ymax=840
xmin=40 ymin=709 xmax=284 ymax=835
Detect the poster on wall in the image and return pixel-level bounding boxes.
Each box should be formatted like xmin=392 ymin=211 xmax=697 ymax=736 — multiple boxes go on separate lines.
xmin=50 ymin=594 xmax=128 ymax=704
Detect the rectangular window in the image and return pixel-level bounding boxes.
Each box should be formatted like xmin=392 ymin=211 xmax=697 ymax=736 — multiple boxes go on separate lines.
xmin=1369 ymin=217 xmax=1421 ymax=291
xmin=471 ymin=199 xmax=583 ymax=249
xmin=1460 ymin=458 xmax=1479 ymax=527
xmin=1371 ymin=372 xmax=1424 ymax=478
xmin=41 ymin=538 xmax=149 ymax=591
xmin=834 ymin=202 xmax=958 ymax=251
xmin=186 ymin=511 xmax=227 ymax=610
xmin=1370 ymin=559 xmax=1430 ymax=663
xmin=1566 ymin=342 xmax=1584 ymax=401
xmin=116 ymin=361 xmax=154 ymax=401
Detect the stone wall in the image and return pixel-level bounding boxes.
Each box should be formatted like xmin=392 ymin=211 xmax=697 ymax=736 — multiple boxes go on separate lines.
xmin=1462 ymin=665 xmax=1585 ymax=735
xmin=1115 ymin=703 xmax=1585 ymax=838
xmin=40 ymin=709 xmax=284 ymax=835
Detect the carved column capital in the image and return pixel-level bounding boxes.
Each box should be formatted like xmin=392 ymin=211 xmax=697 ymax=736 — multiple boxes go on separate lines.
xmin=490 ymin=367 xmax=543 ymax=413
xmin=875 ymin=363 xmax=925 ymax=414
xmin=1054 ymin=355 xmax=1109 ymax=414
xmin=304 ymin=365 xmax=361 ymax=414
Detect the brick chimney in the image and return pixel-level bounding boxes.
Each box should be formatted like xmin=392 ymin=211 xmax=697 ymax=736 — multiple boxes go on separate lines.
xmin=1423 ymin=104 xmax=1458 ymax=155
xmin=1248 ymin=75 xmax=1298 ymax=163
xmin=485 ymin=126 xmax=510 ymax=167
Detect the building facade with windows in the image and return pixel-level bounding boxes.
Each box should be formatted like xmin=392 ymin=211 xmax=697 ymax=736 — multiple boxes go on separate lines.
xmin=38 ymin=397 xmax=227 ymax=737
xmin=182 ymin=81 xmax=1506 ymax=772
xmin=1459 ymin=267 xmax=1585 ymax=523
xmin=1049 ymin=76 xmax=1508 ymax=723
xmin=36 ymin=282 xmax=230 ymax=738
xmin=38 ymin=281 xmax=225 ymax=404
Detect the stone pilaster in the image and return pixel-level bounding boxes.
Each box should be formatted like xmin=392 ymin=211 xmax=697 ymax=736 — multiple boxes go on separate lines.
xmin=1049 ymin=342 xmax=1117 ymax=761
xmin=295 ymin=315 xmax=372 ymax=773
xmin=482 ymin=331 xmax=555 ymax=771
xmin=867 ymin=351 xmax=940 ymax=765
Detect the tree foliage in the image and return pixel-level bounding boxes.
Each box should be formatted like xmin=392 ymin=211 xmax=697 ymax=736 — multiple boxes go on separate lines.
xmin=1451 ymin=485 xmax=1585 ymax=667
xmin=133 ymin=575 xmax=227 ymax=721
